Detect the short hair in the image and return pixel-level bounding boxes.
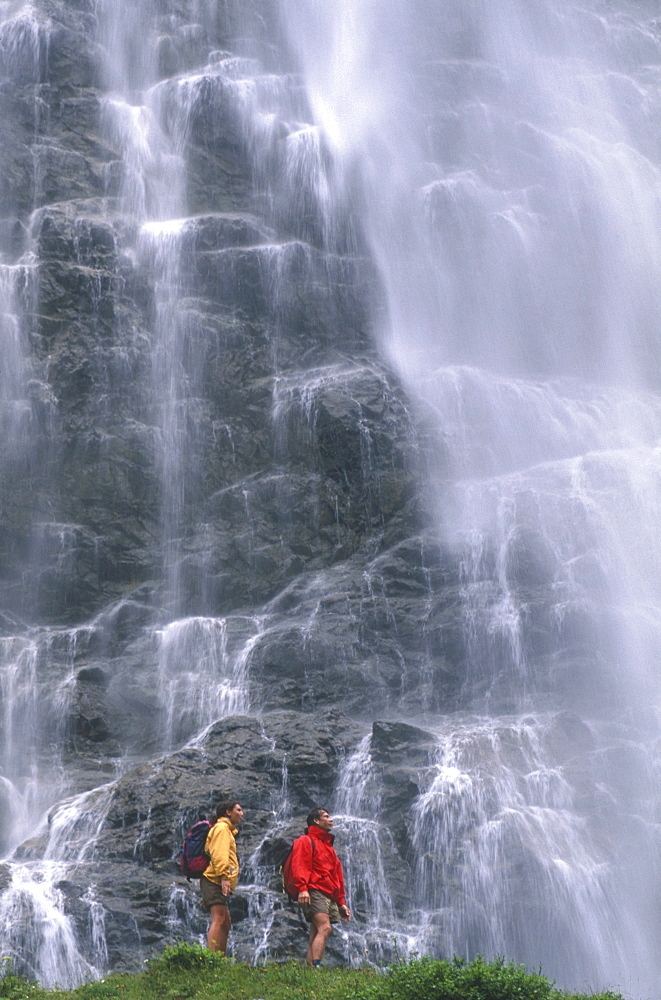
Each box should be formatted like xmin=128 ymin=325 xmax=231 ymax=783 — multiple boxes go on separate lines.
xmin=213 ymin=800 xmax=240 ymax=821
xmin=306 ymin=807 xmax=329 ymax=828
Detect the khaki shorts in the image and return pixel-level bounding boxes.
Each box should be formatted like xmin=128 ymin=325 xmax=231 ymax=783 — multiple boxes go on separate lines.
xmin=200 ymin=875 xmax=229 ymax=908
xmin=300 ymin=889 xmax=340 ymax=924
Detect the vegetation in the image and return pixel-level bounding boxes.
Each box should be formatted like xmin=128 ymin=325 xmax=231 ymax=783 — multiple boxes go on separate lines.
xmin=0 ymin=945 xmax=625 ymax=1000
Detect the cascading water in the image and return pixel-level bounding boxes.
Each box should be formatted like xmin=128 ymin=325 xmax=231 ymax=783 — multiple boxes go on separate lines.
xmin=0 ymin=0 xmax=264 ymax=983
xmin=331 ymin=737 xmax=412 ymax=965
xmin=1 ymin=0 xmax=661 ymax=993
xmin=275 ymin=0 xmax=661 ymax=992
xmin=410 ymin=719 xmax=633 ymax=979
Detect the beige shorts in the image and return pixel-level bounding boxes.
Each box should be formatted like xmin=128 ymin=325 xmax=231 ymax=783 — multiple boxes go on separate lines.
xmin=300 ymin=889 xmax=340 ymax=923
xmin=200 ymin=875 xmax=229 ymax=908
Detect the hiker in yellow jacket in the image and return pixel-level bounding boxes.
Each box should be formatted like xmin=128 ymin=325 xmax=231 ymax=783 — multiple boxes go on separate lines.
xmin=200 ymin=800 xmax=244 ymax=953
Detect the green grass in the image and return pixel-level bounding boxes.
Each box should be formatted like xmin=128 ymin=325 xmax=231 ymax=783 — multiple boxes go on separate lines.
xmin=0 ymin=945 xmax=626 ymax=1000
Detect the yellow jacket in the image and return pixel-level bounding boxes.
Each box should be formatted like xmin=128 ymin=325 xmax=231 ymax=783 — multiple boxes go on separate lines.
xmin=203 ymin=817 xmax=239 ymax=890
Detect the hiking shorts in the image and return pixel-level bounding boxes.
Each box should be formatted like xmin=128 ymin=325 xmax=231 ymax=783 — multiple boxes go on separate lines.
xmin=200 ymin=875 xmax=229 ymax=908
xmin=300 ymin=889 xmax=340 ymax=924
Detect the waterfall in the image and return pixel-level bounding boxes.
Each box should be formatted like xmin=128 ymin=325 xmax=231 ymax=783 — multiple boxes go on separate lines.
xmin=0 ymin=782 xmax=114 ymax=984
xmin=0 ymin=0 xmax=660 ymax=992
xmin=332 ymin=737 xmax=412 ymax=965
xmin=276 ymin=0 xmax=661 ymax=992
xmin=410 ymin=719 xmax=628 ymax=979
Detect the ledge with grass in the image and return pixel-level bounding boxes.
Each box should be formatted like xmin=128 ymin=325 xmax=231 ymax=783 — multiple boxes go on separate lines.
xmin=0 ymin=945 xmax=628 ymax=1000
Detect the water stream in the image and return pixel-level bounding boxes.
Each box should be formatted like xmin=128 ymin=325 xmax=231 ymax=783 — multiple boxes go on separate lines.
xmin=277 ymin=0 xmax=661 ymax=992
xmin=0 ymin=0 xmax=660 ymax=992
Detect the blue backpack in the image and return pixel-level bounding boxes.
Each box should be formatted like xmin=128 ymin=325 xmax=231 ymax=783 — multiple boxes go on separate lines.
xmin=178 ymin=819 xmax=211 ymax=880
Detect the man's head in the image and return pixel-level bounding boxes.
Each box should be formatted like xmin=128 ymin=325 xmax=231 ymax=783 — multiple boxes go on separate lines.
xmin=215 ymin=800 xmax=244 ymax=827
xmin=306 ymin=807 xmax=333 ymax=832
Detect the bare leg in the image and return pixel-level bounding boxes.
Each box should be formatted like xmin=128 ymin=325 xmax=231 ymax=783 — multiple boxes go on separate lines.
xmin=207 ymin=903 xmax=231 ymax=953
xmin=305 ymin=913 xmax=332 ymax=966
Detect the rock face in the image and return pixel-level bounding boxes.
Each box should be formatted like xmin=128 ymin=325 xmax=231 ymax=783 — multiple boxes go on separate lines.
xmin=0 ymin=0 xmax=470 ymax=978
xmin=1 ymin=0 xmax=660 ymax=990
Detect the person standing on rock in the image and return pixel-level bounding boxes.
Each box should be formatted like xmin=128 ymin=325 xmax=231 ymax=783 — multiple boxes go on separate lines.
xmin=201 ymin=799 xmax=244 ymax=953
xmin=290 ymin=807 xmax=351 ymax=966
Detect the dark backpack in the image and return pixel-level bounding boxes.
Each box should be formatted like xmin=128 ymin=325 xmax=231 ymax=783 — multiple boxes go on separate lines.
xmin=281 ymin=834 xmax=315 ymax=901
xmin=178 ymin=819 xmax=212 ymax=880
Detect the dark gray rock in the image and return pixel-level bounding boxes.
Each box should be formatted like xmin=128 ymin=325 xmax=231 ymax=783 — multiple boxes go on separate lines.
xmin=0 ymin=864 xmax=11 ymax=892
xmin=9 ymin=712 xmax=372 ymax=971
xmin=0 ymin=0 xmax=552 ymax=981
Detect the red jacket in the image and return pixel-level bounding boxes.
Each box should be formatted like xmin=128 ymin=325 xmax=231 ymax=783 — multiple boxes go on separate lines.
xmin=290 ymin=824 xmax=347 ymax=906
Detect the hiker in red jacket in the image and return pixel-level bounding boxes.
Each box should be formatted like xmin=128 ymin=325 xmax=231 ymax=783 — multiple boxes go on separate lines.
xmin=290 ymin=807 xmax=351 ymax=966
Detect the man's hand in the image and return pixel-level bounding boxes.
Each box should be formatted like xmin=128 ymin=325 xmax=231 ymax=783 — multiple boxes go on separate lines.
xmin=221 ymin=879 xmax=231 ymax=896
xmin=298 ymin=890 xmax=310 ymax=906
xmin=338 ymin=904 xmax=351 ymax=921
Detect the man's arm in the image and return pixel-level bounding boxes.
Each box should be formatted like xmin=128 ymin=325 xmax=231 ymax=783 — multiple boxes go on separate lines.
xmin=291 ymin=835 xmax=314 ymax=905
xmin=335 ymin=855 xmax=351 ymax=919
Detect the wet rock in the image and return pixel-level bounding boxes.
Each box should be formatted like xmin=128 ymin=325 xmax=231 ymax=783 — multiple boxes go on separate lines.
xmin=99 ymin=711 xmax=365 ymax=865
xmin=543 ymin=711 xmax=596 ymax=764
xmin=17 ymin=711 xmax=371 ymax=970
xmin=0 ymin=864 xmax=11 ymax=892
xmin=0 ymin=217 xmax=29 ymax=257
xmin=0 ymin=0 xmax=466 ymax=979
xmin=371 ymin=721 xmax=437 ymax=766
